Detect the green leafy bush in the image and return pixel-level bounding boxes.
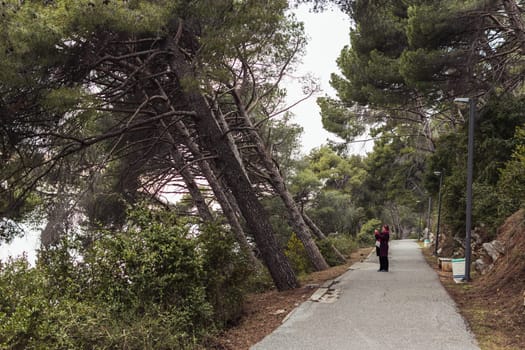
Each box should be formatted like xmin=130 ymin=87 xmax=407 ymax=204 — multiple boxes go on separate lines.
xmin=316 ymin=238 xmax=345 ymax=266
xmin=198 ymin=223 xmax=254 ymax=327
xmin=357 ymin=218 xmax=382 ymax=246
xmin=284 ymin=233 xmax=312 ymax=275
xmin=243 ymin=267 xmax=275 ymax=293
xmin=330 ymin=234 xmax=358 ymax=256
xmin=497 ymin=126 xmax=525 ymax=216
xmin=0 ymin=206 xmax=255 ymax=349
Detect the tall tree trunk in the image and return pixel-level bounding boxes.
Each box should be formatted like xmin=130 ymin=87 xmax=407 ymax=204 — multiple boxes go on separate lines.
xmin=302 ymin=212 xmax=346 ymax=262
xmin=231 ymin=90 xmax=330 ymax=271
xmin=301 ymin=212 xmax=326 ymax=240
xmin=138 ymin=69 xmax=258 ymax=266
xmin=150 ymin=81 xmax=260 ymax=268
xmin=168 ymin=49 xmax=298 ymax=290
xmin=160 ymin=119 xmax=215 ymax=222
xmin=173 ymin=122 xmax=260 ymax=267
xmin=155 ymin=87 xmax=270 ymax=279
xmin=170 ymin=147 xmax=214 ymax=221
xmin=174 ymin=120 xmax=261 ymax=268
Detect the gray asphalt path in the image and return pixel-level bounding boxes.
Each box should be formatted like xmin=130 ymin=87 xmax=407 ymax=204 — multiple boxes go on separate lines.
xmin=251 ymin=239 xmax=479 ymax=350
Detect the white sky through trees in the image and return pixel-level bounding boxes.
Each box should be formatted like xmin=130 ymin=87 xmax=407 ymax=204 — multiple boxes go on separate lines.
xmin=286 ymin=4 xmax=373 ymax=156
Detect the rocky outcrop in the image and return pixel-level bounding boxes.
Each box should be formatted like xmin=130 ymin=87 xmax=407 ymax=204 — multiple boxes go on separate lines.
xmin=475 ymin=240 xmax=505 ymax=275
xmin=474 ymin=258 xmax=493 ymax=275
xmin=482 ymin=240 xmax=505 ymax=262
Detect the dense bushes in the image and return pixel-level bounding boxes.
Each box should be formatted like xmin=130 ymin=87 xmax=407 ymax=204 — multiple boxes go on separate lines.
xmin=497 ymin=127 xmax=525 ymax=216
xmin=315 ymin=238 xmax=343 ymax=266
xmin=356 ymin=218 xmax=382 ymax=246
xmin=199 ymin=224 xmax=254 ymax=327
xmin=284 ymin=231 xmax=360 ymax=276
xmin=285 ymin=233 xmax=312 ymax=275
xmin=0 ymin=207 xmax=254 ymax=349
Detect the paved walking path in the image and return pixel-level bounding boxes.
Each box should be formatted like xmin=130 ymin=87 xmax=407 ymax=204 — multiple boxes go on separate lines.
xmin=252 ymin=239 xmax=479 ymax=350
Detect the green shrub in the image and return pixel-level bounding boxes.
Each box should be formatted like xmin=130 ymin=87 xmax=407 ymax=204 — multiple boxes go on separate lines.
xmin=0 ymin=206 xmax=257 ymax=349
xmin=199 ymin=223 xmax=254 ymax=327
xmin=316 ymin=238 xmax=345 ymax=266
xmin=497 ymin=126 xmax=525 ymax=216
xmin=81 ymin=209 xmax=213 ymax=328
xmin=243 ymin=267 xmax=275 ymax=293
xmin=357 ymin=218 xmax=381 ymax=246
xmin=322 ymin=234 xmax=358 ymax=261
xmin=0 ymin=257 xmax=52 ymax=350
xmin=284 ymin=233 xmax=312 ymax=275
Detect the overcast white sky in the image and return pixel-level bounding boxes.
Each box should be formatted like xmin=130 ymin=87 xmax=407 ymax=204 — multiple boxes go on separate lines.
xmin=287 ymin=4 xmax=373 ymax=156
xmin=0 ymin=223 xmax=39 ymax=264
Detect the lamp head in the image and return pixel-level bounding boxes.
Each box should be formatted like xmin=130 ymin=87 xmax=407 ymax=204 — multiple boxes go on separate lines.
xmin=454 ymin=97 xmax=470 ymax=104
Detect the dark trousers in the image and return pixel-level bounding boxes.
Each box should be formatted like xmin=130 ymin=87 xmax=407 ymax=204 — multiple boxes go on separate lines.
xmin=379 ymin=256 xmax=389 ymax=271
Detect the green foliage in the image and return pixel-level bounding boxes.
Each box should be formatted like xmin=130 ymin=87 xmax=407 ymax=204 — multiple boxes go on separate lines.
xmin=198 ymin=223 xmax=254 ymax=327
xmin=471 ymin=182 xmax=501 ymax=240
xmin=307 ymin=190 xmax=364 ymax=235
xmin=356 ymin=218 xmax=381 ymax=247
xmin=0 ymin=205 xmax=256 ymax=348
xmin=322 ymin=234 xmax=358 ymax=260
xmin=284 ymin=233 xmax=312 ymax=275
xmin=497 ymin=126 xmax=525 ymax=216
xmin=0 ymin=258 xmax=47 ymax=349
xmin=427 ymin=96 xmax=525 ymax=236
xmin=262 ymin=196 xmax=293 ymax=246
xmin=0 ymin=0 xmax=306 ymax=293
xmin=315 ymin=0 xmax=525 ymax=242
xmin=399 ymin=48 xmax=448 ymax=92
xmin=318 ymin=97 xmax=366 ymax=142
xmin=293 ymin=147 xmax=368 ymax=236
xmin=84 ymin=192 xmax=128 ymax=229
xmin=362 ymin=133 xmax=425 ymax=220
xmin=315 ymin=238 xmax=345 ymax=266
xmin=289 ymin=167 xmax=322 ymax=201
xmin=242 ymin=267 xmax=275 ymax=294
xmin=476 ymin=96 xmax=525 ymax=184
xmin=439 ymin=168 xmax=468 ymax=236
xmin=265 ymin=113 xmax=304 ymax=180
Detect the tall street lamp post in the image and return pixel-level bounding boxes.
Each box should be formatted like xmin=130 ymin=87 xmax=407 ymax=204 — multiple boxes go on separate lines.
xmin=454 ymin=97 xmax=476 ymax=281
xmin=417 ymin=200 xmax=423 ymax=240
xmin=426 ymin=197 xmax=432 ymax=240
xmin=433 ymin=171 xmax=443 ymax=256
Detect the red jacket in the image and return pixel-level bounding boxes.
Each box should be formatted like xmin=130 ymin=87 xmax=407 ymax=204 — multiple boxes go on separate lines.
xmin=378 ymin=230 xmax=389 ymax=256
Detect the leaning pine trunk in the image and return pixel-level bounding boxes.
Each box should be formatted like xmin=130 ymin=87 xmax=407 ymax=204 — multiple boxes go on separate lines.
xmin=303 ymin=212 xmax=346 ymax=262
xmin=168 ymin=48 xmax=298 ymax=291
xmin=160 ymin=119 xmax=215 ymax=222
xmin=231 ymin=90 xmax=329 ymax=271
xmin=155 ymin=86 xmax=260 ymax=269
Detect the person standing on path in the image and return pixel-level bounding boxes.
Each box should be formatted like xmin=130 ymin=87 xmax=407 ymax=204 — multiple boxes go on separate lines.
xmin=378 ymin=224 xmax=390 ymax=272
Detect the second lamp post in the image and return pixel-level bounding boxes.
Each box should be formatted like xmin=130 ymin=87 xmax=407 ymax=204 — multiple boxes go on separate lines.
xmin=434 ymin=170 xmax=444 ymax=256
